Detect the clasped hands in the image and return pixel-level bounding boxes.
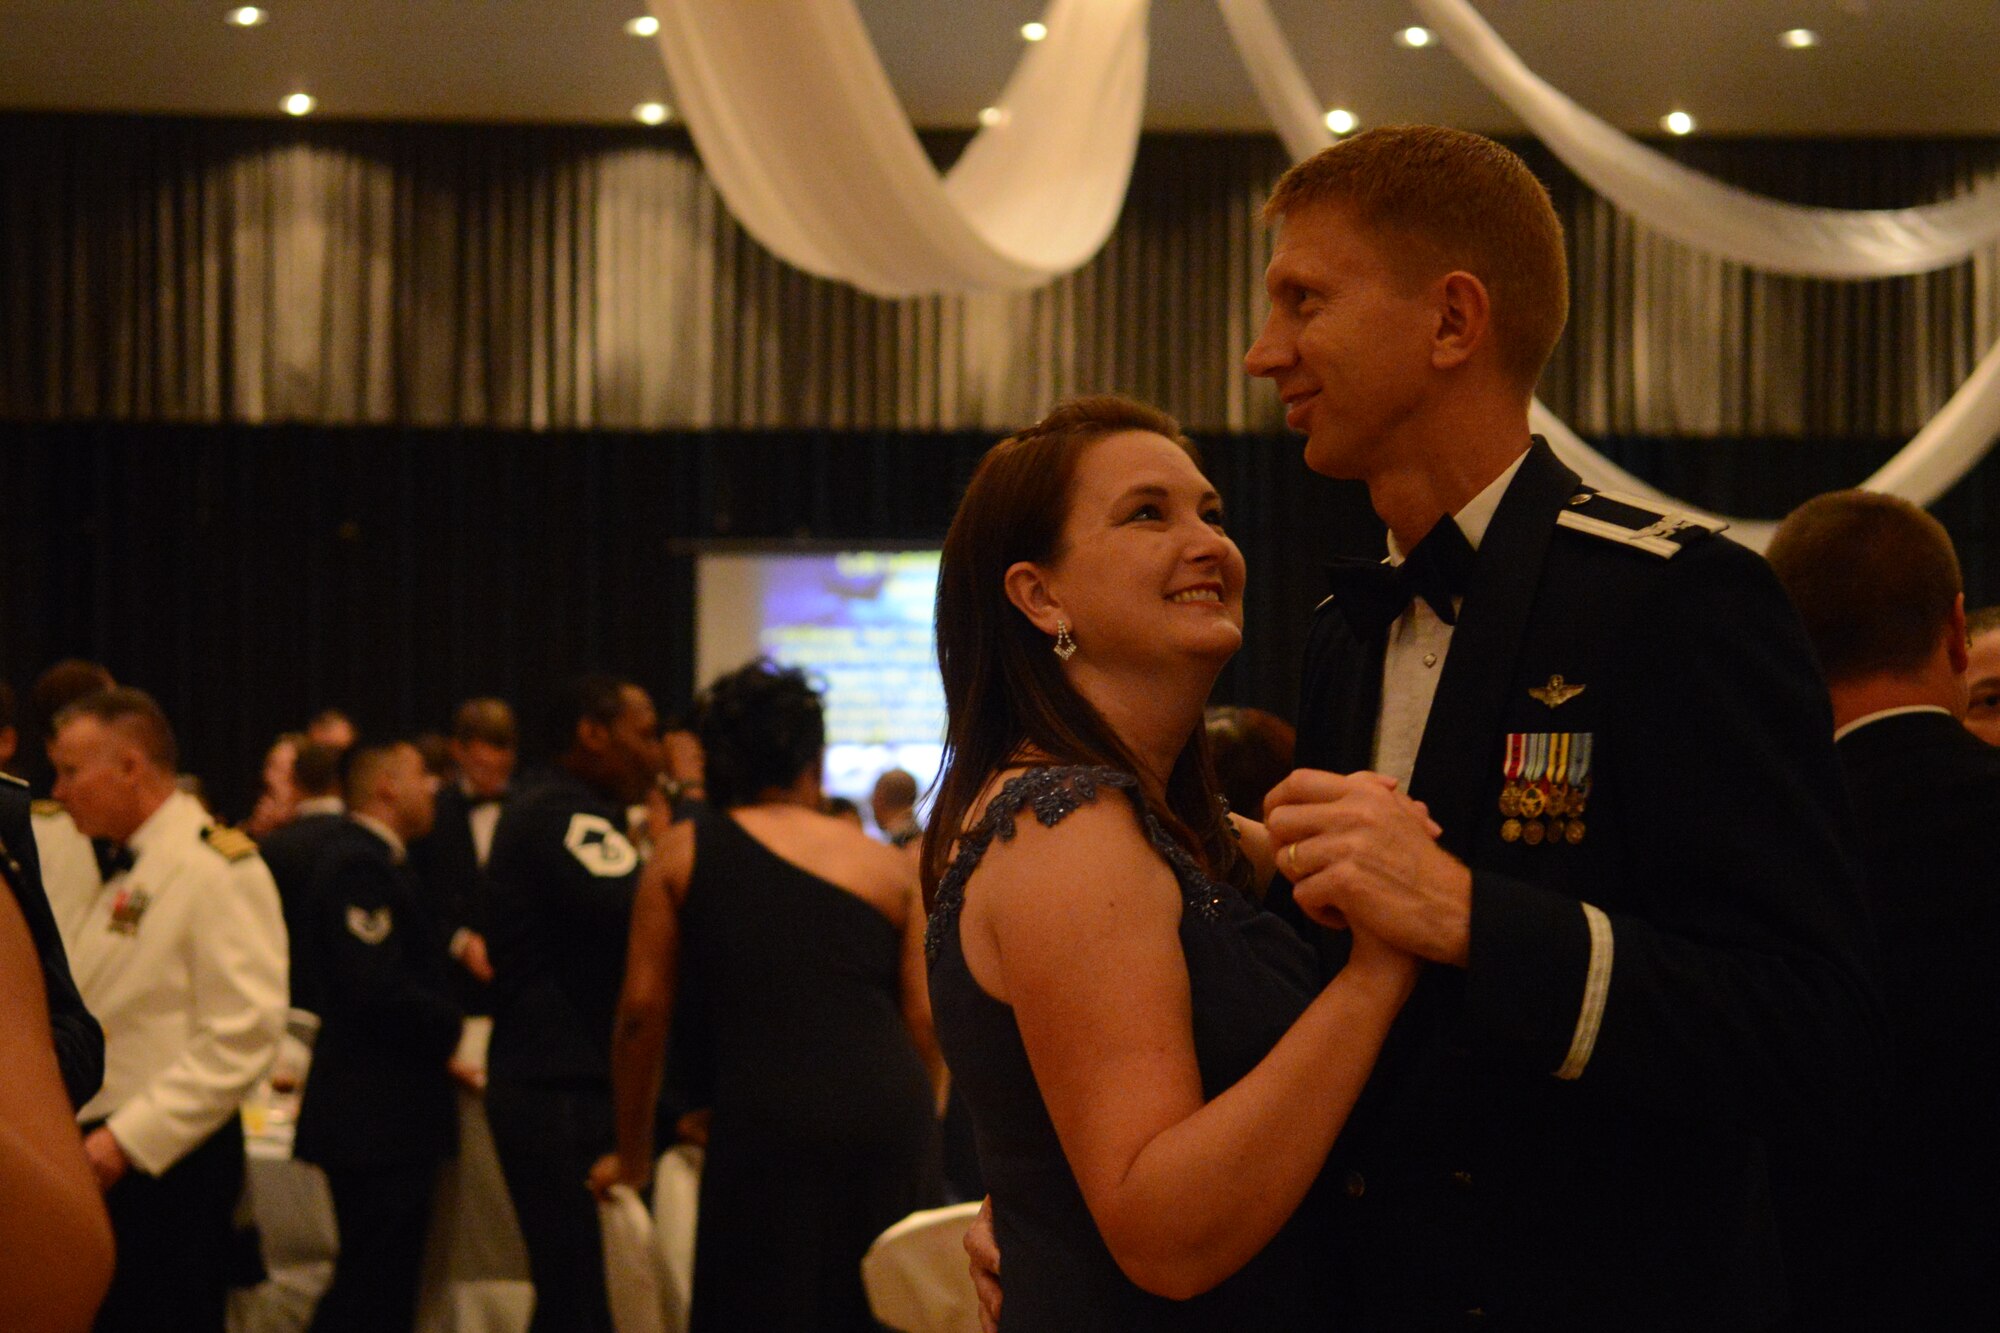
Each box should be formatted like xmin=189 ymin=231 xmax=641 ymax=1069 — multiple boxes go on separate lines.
xmin=1263 ymin=769 xmax=1473 ymax=968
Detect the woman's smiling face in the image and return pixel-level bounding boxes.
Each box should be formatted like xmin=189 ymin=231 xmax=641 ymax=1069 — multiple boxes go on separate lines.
xmin=1035 ymin=429 xmax=1247 ymax=673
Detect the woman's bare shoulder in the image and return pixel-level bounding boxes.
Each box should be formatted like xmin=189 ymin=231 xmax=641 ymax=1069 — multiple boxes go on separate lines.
xmin=958 ymin=773 xmax=1168 ymax=907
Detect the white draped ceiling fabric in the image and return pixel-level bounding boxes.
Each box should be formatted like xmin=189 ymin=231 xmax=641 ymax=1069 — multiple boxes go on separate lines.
xmin=646 ymin=0 xmax=1148 ymax=297
xmin=1220 ymin=0 xmax=2000 ymax=547
xmin=649 ymin=0 xmax=2000 ymax=547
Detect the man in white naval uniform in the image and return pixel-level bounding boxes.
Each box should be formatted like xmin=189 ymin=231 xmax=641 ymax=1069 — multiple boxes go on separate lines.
xmin=47 ymin=687 xmax=288 ymax=1333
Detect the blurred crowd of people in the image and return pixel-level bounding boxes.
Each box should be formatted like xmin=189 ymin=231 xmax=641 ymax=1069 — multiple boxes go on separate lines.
xmin=0 ymin=622 xmax=1316 ymax=1333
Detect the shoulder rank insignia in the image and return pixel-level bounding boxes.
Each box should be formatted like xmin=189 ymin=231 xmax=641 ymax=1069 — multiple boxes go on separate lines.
xmin=202 ymin=825 xmax=259 ymax=863
xmin=346 ymin=905 xmax=393 ymax=945
xmin=31 ymin=799 xmax=63 ymax=817
xmin=1529 ymin=674 xmax=1586 ymax=709
xmin=1558 ymin=488 xmax=1726 ymax=558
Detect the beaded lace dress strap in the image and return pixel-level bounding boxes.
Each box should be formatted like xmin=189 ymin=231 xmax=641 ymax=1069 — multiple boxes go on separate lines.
xmin=925 ymin=766 xmax=1227 ymax=963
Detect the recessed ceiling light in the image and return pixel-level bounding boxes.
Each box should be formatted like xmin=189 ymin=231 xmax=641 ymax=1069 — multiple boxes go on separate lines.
xmin=1395 ymin=26 xmax=1434 ymax=49
xmin=225 ymin=6 xmax=266 ymax=26
xmin=1021 ymin=22 xmax=1048 ymax=43
xmin=634 ymin=102 xmax=671 ymax=126
xmin=625 ymin=16 xmax=659 ymax=38
xmin=978 ymin=106 xmax=1010 ymax=128
xmin=1661 ymin=110 xmax=1695 ymax=136
xmin=282 ymin=92 xmax=315 ymax=117
xmin=1324 ymin=108 xmax=1358 ymax=135
xmin=1780 ymin=28 xmax=1819 ymax=49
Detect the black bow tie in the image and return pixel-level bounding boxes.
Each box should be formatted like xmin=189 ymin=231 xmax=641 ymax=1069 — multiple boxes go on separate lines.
xmin=1324 ymin=517 xmax=1478 ymax=640
xmin=94 ymin=839 xmax=136 ymax=882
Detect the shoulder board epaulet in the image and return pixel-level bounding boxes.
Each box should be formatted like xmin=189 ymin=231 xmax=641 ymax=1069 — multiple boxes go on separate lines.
xmin=0 ymin=772 xmax=25 ymax=790
xmin=1556 ymin=488 xmax=1726 ymax=558
xmin=202 ymin=825 xmax=259 ymax=863
xmin=31 ymin=798 xmax=64 ymax=817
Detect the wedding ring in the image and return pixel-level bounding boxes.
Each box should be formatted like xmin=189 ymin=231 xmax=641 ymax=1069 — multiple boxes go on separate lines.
xmin=1283 ymin=842 xmax=1300 ymax=877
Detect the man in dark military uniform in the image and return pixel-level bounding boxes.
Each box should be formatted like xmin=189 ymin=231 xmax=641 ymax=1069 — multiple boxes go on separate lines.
xmin=256 ymin=739 xmax=348 ymax=1015
xmin=485 ymin=675 xmax=662 ymax=1333
xmin=0 ymin=769 xmax=103 ymax=1108
xmin=1242 ymin=128 xmax=1880 ymax=1331
xmin=407 ymin=697 xmax=519 ymax=1014
xmin=1766 ymin=492 xmax=2000 ymax=1331
xmin=293 ymin=739 xmax=463 ymax=1332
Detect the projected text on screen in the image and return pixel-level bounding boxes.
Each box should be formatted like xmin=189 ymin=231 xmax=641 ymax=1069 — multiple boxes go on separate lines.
xmin=696 ymin=550 xmax=945 ymax=816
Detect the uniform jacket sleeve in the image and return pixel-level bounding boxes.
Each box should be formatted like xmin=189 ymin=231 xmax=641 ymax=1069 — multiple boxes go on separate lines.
xmin=1 ymin=796 xmax=104 ymax=1108
xmin=315 ymin=853 xmax=462 ymax=1064
xmin=1463 ymin=542 xmax=1884 ymax=1132
xmin=107 ymin=854 xmax=289 ymax=1175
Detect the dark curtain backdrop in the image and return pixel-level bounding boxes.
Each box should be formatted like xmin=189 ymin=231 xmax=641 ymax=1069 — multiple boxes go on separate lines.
xmin=5 ymin=422 xmax=1996 ymax=818
xmin=9 ymin=113 xmax=2000 ymax=439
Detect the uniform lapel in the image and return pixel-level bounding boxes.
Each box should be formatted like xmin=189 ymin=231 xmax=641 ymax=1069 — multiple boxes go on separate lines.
xmin=1298 ymin=605 xmax=1389 ymax=776
xmin=1409 ymin=440 xmax=1577 ymax=859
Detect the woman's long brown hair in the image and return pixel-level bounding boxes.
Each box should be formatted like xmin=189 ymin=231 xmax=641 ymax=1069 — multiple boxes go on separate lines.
xmin=921 ymin=395 xmax=1248 ymax=906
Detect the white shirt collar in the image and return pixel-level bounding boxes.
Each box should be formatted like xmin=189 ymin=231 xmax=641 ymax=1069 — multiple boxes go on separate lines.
xmin=1834 ymin=704 xmax=1953 ymax=743
xmin=1385 ymin=447 xmax=1531 ymax=563
xmin=126 ymin=788 xmax=206 ymax=858
xmin=294 ymin=795 xmax=345 ymax=817
xmin=349 ymin=812 xmax=408 ymax=863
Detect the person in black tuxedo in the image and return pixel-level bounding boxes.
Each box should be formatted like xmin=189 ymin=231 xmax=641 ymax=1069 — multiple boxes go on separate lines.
xmin=0 ymin=768 xmax=103 ymax=1108
xmin=1767 ymin=491 xmax=2000 ymax=1330
xmin=294 ymin=739 xmax=464 ymax=1333
xmin=256 ymin=739 xmax=347 ymax=1015
xmin=407 ymin=697 xmax=517 ymax=1012
xmin=1238 ymin=128 xmax=1879 ymax=1331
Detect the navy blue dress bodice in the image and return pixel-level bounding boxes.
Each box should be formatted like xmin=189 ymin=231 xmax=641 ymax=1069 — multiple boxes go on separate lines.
xmin=926 ymin=767 xmax=1338 ymax=1331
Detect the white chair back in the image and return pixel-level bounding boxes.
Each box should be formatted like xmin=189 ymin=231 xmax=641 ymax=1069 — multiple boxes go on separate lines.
xmin=861 ymin=1202 xmax=984 ymax=1333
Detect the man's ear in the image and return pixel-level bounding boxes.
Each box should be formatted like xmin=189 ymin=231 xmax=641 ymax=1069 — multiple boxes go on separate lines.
xmin=1431 ymin=270 xmax=1492 ymax=372
xmin=1003 ymin=561 xmax=1067 ymax=638
xmin=575 ymin=718 xmax=610 ymax=755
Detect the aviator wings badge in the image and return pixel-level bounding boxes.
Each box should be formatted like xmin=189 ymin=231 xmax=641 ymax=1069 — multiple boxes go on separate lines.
xmin=1529 ymin=674 xmax=1586 ymax=709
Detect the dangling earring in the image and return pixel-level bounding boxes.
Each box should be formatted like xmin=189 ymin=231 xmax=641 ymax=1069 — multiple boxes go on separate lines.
xmin=1052 ymin=621 xmax=1077 ymax=661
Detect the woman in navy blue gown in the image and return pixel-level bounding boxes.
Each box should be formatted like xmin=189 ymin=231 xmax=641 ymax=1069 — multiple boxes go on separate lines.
xmin=922 ymin=396 xmax=1421 ymax=1330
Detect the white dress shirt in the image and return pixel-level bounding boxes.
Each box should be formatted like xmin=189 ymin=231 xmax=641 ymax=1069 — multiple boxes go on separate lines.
xmin=51 ymin=790 xmax=289 ymax=1175
xmin=1372 ymin=450 xmax=1530 ymax=787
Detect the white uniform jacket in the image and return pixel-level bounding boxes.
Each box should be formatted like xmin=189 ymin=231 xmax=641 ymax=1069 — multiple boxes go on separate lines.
xmin=31 ymin=801 xmax=101 ymax=909
xmin=50 ymin=790 xmax=288 ymax=1175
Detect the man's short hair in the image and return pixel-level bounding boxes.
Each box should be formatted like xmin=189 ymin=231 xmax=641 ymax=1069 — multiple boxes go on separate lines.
xmin=1968 ymin=605 xmax=2000 ymax=641
xmin=546 ymin=674 xmax=637 ymax=757
xmin=452 ymin=697 xmax=518 ymax=748
xmin=1767 ymin=490 xmax=1963 ymax=683
xmin=872 ymin=768 xmax=918 ymax=812
xmin=343 ymin=739 xmax=413 ymax=810
xmin=291 ymin=740 xmax=344 ymax=798
xmin=31 ymin=659 xmax=115 ymax=738
xmin=1264 ymin=124 xmax=1569 ymax=393
xmin=52 ymin=686 xmax=179 ymax=772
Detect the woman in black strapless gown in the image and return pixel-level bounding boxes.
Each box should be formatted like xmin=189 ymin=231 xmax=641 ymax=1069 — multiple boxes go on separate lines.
xmin=595 ymin=661 xmax=941 ymax=1332
xmin=921 ymin=397 xmax=1422 ymax=1329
